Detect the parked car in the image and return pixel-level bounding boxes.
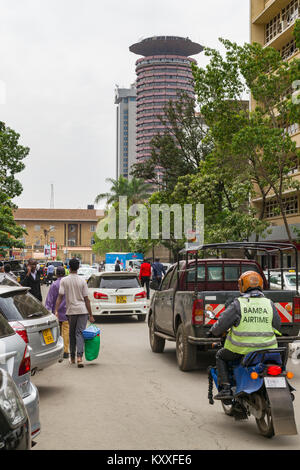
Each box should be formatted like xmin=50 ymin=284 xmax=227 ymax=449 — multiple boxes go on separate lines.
xmin=0 ymin=311 xmax=40 ymax=440
xmin=87 ymin=272 xmax=148 ymax=321
xmin=149 ymin=242 xmax=300 ymax=372
xmin=77 ymin=267 xmax=98 ymax=282
xmin=0 ymin=368 xmax=31 ymax=450
xmin=0 ymin=280 xmax=64 ymax=375
xmin=3 ymin=260 xmax=26 ymax=283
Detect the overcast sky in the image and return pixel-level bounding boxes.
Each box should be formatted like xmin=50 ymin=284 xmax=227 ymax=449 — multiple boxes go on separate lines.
xmin=0 ymin=0 xmax=250 ymax=210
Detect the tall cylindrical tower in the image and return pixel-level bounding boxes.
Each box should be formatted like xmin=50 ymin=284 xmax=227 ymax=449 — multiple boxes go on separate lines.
xmin=129 ymin=36 xmax=203 ymax=164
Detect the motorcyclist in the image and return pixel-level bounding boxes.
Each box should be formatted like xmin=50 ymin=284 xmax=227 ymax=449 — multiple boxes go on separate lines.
xmin=208 ymin=271 xmax=282 ymax=400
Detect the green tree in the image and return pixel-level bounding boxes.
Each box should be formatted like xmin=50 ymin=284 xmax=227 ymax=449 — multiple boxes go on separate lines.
xmin=95 ymin=176 xmax=150 ymax=206
xmin=192 ymin=34 xmax=300 ymax=242
xmin=0 ymin=121 xmax=29 ymax=202
xmin=0 ymin=122 xmax=29 ymax=256
xmin=0 ymin=194 xmax=26 ymax=257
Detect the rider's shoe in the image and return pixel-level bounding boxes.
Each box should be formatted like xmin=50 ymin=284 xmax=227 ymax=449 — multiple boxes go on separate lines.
xmin=214 ymin=384 xmax=232 ymax=401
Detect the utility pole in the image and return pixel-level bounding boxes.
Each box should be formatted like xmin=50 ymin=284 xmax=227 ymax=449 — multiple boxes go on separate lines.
xmin=50 ymin=184 xmax=54 ymax=209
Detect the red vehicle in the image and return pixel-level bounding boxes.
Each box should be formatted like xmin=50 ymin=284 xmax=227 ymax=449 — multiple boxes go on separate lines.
xmin=148 ymin=242 xmax=300 ymax=371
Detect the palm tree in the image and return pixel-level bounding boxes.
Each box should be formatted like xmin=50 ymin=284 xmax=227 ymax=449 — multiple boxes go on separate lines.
xmin=95 ymin=176 xmax=150 ymax=206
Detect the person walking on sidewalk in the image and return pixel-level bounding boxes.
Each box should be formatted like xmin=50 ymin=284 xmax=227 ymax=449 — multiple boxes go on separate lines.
xmin=45 ymin=266 xmax=70 ymax=359
xmin=55 ymin=258 xmax=95 ymax=368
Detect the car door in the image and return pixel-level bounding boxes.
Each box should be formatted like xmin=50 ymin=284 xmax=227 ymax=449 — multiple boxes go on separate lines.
xmin=155 ymin=268 xmax=174 ymax=333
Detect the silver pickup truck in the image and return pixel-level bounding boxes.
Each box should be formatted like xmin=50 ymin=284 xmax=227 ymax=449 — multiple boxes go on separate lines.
xmin=148 ymin=242 xmax=300 ymax=371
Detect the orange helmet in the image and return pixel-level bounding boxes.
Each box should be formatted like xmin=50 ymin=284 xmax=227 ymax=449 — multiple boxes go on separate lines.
xmin=238 ymin=271 xmax=263 ymax=293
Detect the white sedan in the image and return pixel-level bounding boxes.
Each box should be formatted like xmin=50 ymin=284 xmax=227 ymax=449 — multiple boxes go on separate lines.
xmin=77 ymin=267 xmax=99 ymax=282
xmin=87 ymin=272 xmax=148 ymax=321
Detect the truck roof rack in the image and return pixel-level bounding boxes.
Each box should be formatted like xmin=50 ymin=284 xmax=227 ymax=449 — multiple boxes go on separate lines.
xmin=178 ymin=241 xmax=299 ymax=293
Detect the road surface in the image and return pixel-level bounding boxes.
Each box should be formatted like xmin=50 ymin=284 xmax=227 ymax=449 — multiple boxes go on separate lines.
xmin=32 ymin=314 xmax=300 ymax=450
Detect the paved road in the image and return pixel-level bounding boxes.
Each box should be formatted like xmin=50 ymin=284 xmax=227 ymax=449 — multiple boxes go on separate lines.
xmin=32 ymin=312 xmax=300 ymax=450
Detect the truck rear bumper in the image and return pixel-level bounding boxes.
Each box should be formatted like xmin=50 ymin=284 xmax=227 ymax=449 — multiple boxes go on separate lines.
xmin=188 ymin=335 xmax=300 ymax=346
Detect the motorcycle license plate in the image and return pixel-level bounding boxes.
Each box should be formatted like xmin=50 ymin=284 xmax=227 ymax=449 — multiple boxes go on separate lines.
xmin=264 ymin=377 xmax=286 ymax=388
xmin=116 ymin=296 xmax=127 ymax=304
xmin=42 ymin=328 xmax=54 ymax=345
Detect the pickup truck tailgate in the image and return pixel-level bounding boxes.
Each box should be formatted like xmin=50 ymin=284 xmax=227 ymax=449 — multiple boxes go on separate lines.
xmin=201 ymin=290 xmax=299 ymax=328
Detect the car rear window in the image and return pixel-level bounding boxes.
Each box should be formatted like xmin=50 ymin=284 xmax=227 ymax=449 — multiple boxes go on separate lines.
xmin=0 ymin=314 xmax=15 ymax=338
xmin=0 ymin=293 xmax=50 ymax=321
xmin=187 ymin=266 xmax=205 ymax=282
xmin=99 ymin=277 xmax=140 ymax=289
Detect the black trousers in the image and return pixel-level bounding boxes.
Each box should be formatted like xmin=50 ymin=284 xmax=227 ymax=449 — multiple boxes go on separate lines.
xmin=140 ymin=276 xmax=150 ymax=299
xmin=215 ymin=348 xmax=244 ymax=386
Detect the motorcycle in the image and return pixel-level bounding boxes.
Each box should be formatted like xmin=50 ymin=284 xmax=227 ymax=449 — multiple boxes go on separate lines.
xmin=206 ymin=310 xmax=298 ymax=438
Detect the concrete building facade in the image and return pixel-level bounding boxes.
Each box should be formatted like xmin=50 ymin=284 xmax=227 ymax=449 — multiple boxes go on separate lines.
xmin=115 ymin=84 xmax=137 ymax=179
xmin=250 ymin=0 xmax=300 ymax=266
xmin=13 ymin=208 xmax=104 ymax=264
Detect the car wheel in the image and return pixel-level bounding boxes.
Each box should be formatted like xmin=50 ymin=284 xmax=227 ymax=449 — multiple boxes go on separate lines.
xmin=176 ymin=323 xmax=197 ymax=371
xmin=137 ymin=314 xmax=146 ymax=322
xmin=149 ymin=314 xmax=165 ymax=353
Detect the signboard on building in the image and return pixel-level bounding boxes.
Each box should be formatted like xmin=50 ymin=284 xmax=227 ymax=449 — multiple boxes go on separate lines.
xmin=50 ymin=243 xmax=57 ymax=259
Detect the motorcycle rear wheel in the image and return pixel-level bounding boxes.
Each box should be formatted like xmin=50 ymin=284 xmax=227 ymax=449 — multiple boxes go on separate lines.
xmin=255 ymin=399 xmax=275 ymax=438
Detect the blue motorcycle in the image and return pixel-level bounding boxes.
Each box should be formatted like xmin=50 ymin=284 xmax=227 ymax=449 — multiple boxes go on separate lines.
xmin=208 ymin=345 xmax=297 ymax=438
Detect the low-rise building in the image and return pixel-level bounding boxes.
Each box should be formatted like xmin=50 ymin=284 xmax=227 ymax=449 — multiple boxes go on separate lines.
xmin=13 ymin=207 xmax=104 ymax=264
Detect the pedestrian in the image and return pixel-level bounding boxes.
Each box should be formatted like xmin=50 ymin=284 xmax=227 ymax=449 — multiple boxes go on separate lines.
xmin=139 ymin=258 xmax=152 ymax=300
xmin=21 ymin=259 xmax=42 ymax=302
xmin=115 ymin=259 xmax=122 ymax=271
xmin=47 ymin=263 xmax=55 ymax=285
xmin=0 ymin=262 xmax=4 ymax=273
xmin=45 ymin=266 xmax=70 ymax=359
xmin=4 ymin=263 xmax=18 ymax=282
xmin=152 ymin=258 xmax=166 ymax=285
xmin=127 ymin=261 xmax=134 ymax=272
xmin=54 ymin=258 xmax=95 ymax=368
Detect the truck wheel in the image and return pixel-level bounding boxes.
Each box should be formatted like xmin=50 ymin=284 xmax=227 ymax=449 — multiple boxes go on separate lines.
xmin=149 ymin=314 xmax=165 ymax=353
xmin=176 ymin=323 xmax=197 ymax=371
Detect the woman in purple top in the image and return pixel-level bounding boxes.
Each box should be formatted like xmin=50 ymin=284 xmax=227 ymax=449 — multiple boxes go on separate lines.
xmin=45 ymin=266 xmax=69 ymax=359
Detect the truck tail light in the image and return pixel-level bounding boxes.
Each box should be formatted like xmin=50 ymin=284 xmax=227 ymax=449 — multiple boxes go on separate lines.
xmin=94 ymin=292 xmax=108 ymax=300
xmin=11 ymin=321 xmax=29 ymax=344
xmin=293 ymin=297 xmax=300 ymax=322
xmin=19 ymin=346 xmax=31 ymax=376
xmin=135 ymin=291 xmax=147 ymax=301
xmin=192 ymin=299 xmax=204 ymax=325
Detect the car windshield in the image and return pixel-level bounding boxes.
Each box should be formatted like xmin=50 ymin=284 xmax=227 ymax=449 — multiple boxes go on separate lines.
xmin=0 ymin=292 xmax=50 ymax=321
xmin=99 ymin=276 xmax=140 ymax=289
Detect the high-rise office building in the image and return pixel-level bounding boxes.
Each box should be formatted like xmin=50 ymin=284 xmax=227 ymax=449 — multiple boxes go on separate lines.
xmin=129 ymin=36 xmax=203 ymax=165
xmin=115 ymin=84 xmax=137 ymax=179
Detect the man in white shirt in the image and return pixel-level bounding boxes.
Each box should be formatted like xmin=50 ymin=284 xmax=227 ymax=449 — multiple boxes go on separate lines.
xmin=55 ymin=258 xmax=95 ymax=368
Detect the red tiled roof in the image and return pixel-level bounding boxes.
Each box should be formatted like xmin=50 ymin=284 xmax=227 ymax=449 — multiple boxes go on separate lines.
xmin=14 ymin=208 xmax=104 ymax=222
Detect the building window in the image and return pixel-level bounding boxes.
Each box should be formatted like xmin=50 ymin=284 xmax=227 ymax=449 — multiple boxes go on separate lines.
xmin=90 ymin=225 xmax=96 ymax=232
xmin=282 ymin=0 xmax=299 ymax=26
xmin=266 ymin=14 xmax=282 ymax=43
xmin=34 ymin=225 xmax=41 ymax=232
xmin=281 ymin=39 xmax=298 ymax=60
xmin=265 ymin=194 xmax=299 ymax=218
